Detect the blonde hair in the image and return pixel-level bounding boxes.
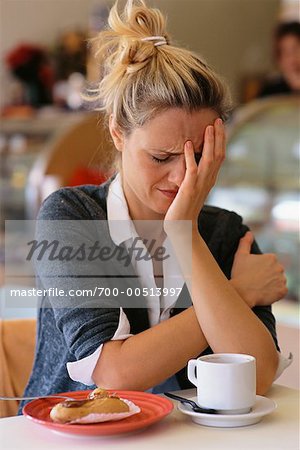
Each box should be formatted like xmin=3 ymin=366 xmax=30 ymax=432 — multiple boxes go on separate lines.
xmin=88 ymin=0 xmax=231 ymax=165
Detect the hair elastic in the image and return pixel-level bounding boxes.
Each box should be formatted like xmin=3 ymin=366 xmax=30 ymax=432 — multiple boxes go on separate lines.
xmin=141 ymin=36 xmax=167 ymax=47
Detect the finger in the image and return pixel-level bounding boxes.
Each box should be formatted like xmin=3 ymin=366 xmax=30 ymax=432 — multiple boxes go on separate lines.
xmin=236 ymin=231 xmax=253 ymax=255
xmin=197 ymin=125 xmax=214 ymax=175
xmin=183 ymin=140 xmax=198 ymax=185
xmin=214 ymin=118 xmax=225 ymax=163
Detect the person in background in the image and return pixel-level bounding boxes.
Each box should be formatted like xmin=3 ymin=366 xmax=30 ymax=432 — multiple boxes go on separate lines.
xmin=259 ymin=21 xmax=300 ymax=97
xmin=19 ymin=0 xmax=289 ymax=413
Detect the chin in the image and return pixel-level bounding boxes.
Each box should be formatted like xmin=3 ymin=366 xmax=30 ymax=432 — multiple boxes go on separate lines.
xmin=153 ymin=202 xmax=170 ymax=216
xmin=146 ymin=192 xmax=173 ymax=216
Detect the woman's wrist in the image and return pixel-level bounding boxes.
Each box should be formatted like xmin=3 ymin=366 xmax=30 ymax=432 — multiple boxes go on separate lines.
xmin=165 ymin=220 xmax=199 ymax=241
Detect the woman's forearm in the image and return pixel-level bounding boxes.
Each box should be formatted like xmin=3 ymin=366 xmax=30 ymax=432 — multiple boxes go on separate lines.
xmin=93 ymin=307 xmax=209 ymax=391
xmin=168 ymin=230 xmax=279 ymax=394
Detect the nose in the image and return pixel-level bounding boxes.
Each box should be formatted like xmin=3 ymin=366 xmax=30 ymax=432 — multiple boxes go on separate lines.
xmin=167 ymin=155 xmax=186 ymax=188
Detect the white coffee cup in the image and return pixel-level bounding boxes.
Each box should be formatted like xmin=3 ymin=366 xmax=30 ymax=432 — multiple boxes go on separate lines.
xmin=188 ymin=353 xmax=256 ymax=414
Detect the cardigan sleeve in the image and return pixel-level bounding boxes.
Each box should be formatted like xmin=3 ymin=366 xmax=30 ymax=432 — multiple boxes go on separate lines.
xmin=66 ymin=307 xmax=133 ymax=385
xmin=34 ymin=187 xmax=131 ymax=360
xmin=227 ymin=220 xmax=279 ymax=351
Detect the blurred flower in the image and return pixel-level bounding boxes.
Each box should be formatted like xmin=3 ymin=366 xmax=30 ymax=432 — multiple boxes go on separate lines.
xmin=5 ymin=43 xmax=54 ymax=107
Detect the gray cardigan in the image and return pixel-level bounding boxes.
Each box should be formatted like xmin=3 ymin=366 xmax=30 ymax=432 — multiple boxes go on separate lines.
xmin=19 ymin=177 xmax=279 ymax=414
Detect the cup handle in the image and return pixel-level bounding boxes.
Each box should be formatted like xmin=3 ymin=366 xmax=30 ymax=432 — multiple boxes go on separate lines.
xmin=187 ymin=359 xmax=198 ymax=387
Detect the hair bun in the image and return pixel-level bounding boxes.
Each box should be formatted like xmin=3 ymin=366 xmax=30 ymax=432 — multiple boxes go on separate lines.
xmin=120 ymin=39 xmax=156 ymax=71
xmin=114 ymin=1 xmax=169 ymax=72
xmin=87 ymin=0 xmax=231 ymax=147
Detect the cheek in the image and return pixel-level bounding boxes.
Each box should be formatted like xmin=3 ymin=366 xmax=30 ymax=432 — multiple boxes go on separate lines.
xmin=148 ymin=165 xmax=169 ymax=187
xmin=123 ymin=147 xmax=168 ymax=188
xmin=139 ymin=158 xmax=168 ymax=185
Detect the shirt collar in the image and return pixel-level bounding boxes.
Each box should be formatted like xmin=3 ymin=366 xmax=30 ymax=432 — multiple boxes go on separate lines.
xmin=106 ymin=172 xmax=185 ymax=309
xmin=107 ymin=172 xmax=138 ymax=246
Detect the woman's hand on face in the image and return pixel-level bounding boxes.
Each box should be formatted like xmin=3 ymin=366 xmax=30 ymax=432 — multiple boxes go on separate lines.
xmin=164 ymin=118 xmax=225 ymax=235
xmin=230 ymin=231 xmax=288 ymax=308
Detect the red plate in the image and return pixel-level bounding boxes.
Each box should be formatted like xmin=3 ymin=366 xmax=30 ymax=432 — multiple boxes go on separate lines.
xmin=23 ymin=390 xmax=173 ymax=436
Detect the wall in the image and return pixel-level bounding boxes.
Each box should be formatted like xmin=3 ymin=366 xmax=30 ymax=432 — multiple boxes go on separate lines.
xmin=0 ymin=0 xmax=97 ymax=107
xmin=0 ymin=0 xmax=280 ymax=106
xmin=153 ymin=0 xmax=281 ymax=100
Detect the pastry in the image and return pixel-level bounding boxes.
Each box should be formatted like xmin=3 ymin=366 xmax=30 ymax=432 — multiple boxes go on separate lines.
xmin=50 ymin=388 xmax=140 ymax=424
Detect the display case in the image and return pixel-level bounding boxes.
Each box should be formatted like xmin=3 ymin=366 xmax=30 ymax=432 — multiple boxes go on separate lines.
xmin=0 ymin=118 xmax=51 ymax=224
xmin=207 ymin=96 xmax=300 ymax=301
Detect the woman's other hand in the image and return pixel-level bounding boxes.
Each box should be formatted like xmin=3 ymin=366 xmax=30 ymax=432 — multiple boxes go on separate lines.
xmin=230 ymin=231 xmax=288 ymax=308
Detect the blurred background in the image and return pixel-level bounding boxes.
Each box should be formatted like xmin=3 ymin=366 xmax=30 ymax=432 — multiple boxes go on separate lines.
xmin=0 ymin=0 xmax=299 ymax=389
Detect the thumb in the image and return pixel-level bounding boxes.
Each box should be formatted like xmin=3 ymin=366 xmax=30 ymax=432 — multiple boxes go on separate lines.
xmin=236 ymin=231 xmax=253 ymax=255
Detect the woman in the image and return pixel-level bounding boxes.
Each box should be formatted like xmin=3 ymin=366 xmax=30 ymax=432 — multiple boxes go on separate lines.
xmin=20 ymin=0 xmax=287 ymax=411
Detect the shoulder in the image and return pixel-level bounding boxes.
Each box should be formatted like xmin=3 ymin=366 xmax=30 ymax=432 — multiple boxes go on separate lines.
xmin=199 ymin=204 xmax=242 ymax=221
xmin=199 ymin=204 xmax=244 ymax=241
xmin=37 ymin=179 xmax=112 ymax=221
xmin=199 ymin=205 xmax=249 ymax=274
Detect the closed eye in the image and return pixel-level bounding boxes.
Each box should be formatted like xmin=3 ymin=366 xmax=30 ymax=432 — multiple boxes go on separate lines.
xmin=151 ymin=155 xmax=170 ymax=163
xmin=151 ymin=153 xmax=202 ymax=164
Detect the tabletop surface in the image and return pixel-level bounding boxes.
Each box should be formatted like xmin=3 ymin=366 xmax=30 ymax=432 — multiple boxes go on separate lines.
xmin=0 ymin=385 xmax=299 ymax=450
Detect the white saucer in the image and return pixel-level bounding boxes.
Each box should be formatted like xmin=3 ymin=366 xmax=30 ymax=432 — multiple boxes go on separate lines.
xmin=178 ymin=395 xmax=277 ymax=428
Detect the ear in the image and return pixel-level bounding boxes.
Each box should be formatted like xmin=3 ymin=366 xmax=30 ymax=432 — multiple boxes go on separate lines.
xmin=109 ymin=115 xmax=124 ymax=152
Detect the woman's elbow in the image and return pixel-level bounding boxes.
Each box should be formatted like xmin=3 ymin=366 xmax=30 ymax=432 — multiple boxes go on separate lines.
xmin=91 ymin=353 xmax=146 ymax=391
xmin=92 ymin=357 xmax=128 ymax=390
xmin=256 ymin=351 xmax=279 ymax=395
xmin=92 ymin=368 xmax=121 ymax=390
xmin=92 ymin=366 xmax=147 ymax=391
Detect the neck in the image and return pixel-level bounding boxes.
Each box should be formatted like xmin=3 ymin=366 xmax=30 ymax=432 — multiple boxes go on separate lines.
xmin=120 ymin=171 xmax=165 ymax=222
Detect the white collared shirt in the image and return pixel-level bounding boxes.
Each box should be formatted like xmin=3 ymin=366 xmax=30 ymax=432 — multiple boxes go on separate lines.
xmin=107 ymin=173 xmax=184 ymax=326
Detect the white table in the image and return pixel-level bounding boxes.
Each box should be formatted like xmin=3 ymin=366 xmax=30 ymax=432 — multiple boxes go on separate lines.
xmin=0 ymin=385 xmax=299 ymax=450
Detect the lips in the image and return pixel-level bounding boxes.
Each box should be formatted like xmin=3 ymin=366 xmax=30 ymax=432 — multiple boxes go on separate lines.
xmin=158 ymin=189 xmax=178 ymax=199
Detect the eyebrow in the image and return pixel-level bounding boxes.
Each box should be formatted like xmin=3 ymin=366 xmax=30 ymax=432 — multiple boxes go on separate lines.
xmin=149 ymin=143 xmax=204 ymax=155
